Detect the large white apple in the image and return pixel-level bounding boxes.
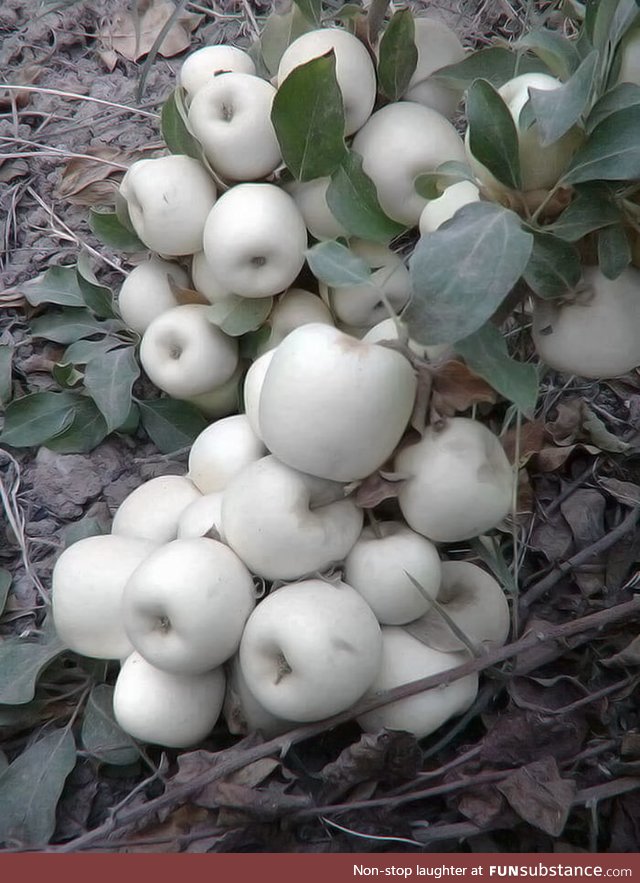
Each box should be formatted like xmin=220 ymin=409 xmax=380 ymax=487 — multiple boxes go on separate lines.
xmin=176 ymin=491 xmax=225 ymax=542
xmin=258 ymin=324 xmax=417 ymax=482
xmin=223 ymin=653 xmax=293 ymax=738
xmin=179 ymin=44 xmax=256 ymax=101
xmin=394 ymin=417 xmax=513 ymax=542
xmin=114 ymin=652 xmax=226 ymax=748
xmin=188 ymin=414 xmax=266 ymax=494
xmin=139 ymin=304 xmax=239 ymax=399
xmin=284 ymin=177 xmax=348 ymax=241
xmin=402 ymin=17 xmax=466 ymax=118
xmin=202 ymin=183 xmax=308 ymax=298
xmin=357 ymin=627 xmax=478 ymax=739
xmin=111 ymin=475 xmax=201 ymax=543
xmin=221 ymin=455 xmax=364 ymax=580
xmin=344 ymin=522 xmax=441 ymax=625
xmin=257 ymin=287 xmax=333 ymax=353
xmin=52 ymin=535 xmax=156 ymax=660
xmin=191 ymin=251 xmax=231 ymax=304
xmin=277 ymin=27 xmax=376 ymax=135
xmin=119 ymin=155 xmax=217 ymax=255
xmin=117 ymin=257 xmax=190 ymax=335
xmin=122 ymin=537 xmax=255 ymax=675
xmin=188 ymin=72 xmax=281 ymax=181
xmin=351 ymin=102 xmax=466 ymax=226
xmin=239 ymin=579 xmax=383 ymax=721
xmin=418 ymin=180 xmax=480 ymax=235
xmin=242 ymin=348 xmax=275 ymax=441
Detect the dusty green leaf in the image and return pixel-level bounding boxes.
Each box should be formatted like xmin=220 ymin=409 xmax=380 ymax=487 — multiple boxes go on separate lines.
xmin=161 ymin=87 xmax=201 ymax=159
xmin=406 ymin=202 xmax=533 ymax=345
xmin=206 ymin=296 xmax=273 ymax=337
xmin=138 ymin=398 xmax=208 ymax=453
xmin=44 ymin=397 xmax=109 ymax=454
xmin=83 ymin=345 xmax=140 ymax=433
xmin=51 ymin=362 xmax=83 ymax=389
xmin=76 ymin=259 xmax=118 ymax=320
xmin=62 ymin=516 xmax=108 ymax=548
xmin=467 ymin=78 xmax=521 ymax=190
xmin=81 ymin=685 xmax=140 ymax=766
xmin=523 ymin=232 xmax=582 ymax=298
xmin=598 ymin=223 xmax=631 ymax=279
xmin=414 ymin=161 xmax=476 ymax=200
xmin=455 ymin=323 xmax=539 ymax=416
xmin=60 ymin=336 xmax=124 ymax=366
xmin=0 ymin=728 xmax=76 ymax=848
xmin=0 ymin=702 xmax=45 ymax=733
xmin=0 ymin=620 xmax=65 ymax=705
xmin=292 ymin=0 xmax=321 ymax=25
xmin=271 ymin=52 xmax=348 ymax=181
xmin=546 ymin=184 xmax=622 ymax=240
xmin=0 ymin=569 xmax=11 ymax=616
xmin=327 ymin=151 xmax=405 ymax=242
xmin=528 ymin=51 xmax=597 ymax=145
xmin=306 ymin=239 xmax=371 ymax=287
xmin=377 ymin=8 xmax=418 ymax=101
xmin=89 ymin=209 xmax=145 ymax=252
xmin=21 ymin=265 xmax=85 ymax=308
xmin=563 ymin=105 xmax=640 ymax=183
xmin=586 ymin=81 xmax=640 ymax=132
xmin=584 ymin=404 xmax=631 ymax=452
xmin=257 ymin=6 xmax=313 ymax=77
xmin=31 ymin=308 xmax=112 ymax=344
xmin=0 ymin=391 xmax=78 ymax=448
xmin=516 ymin=27 xmax=582 ymax=80
xmin=431 ymin=47 xmax=548 ymax=90
xmin=0 ymin=345 xmax=13 ymax=406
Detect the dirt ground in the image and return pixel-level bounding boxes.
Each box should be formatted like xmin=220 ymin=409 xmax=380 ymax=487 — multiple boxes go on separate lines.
xmin=1 ymin=0 xmax=640 ymax=854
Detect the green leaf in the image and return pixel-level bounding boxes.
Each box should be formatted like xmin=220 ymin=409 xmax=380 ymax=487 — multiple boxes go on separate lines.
xmin=377 ymin=8 xmax=418 ymax=101
xmin=306 ymin=239 xmax=371 ymax=287
xmin=83 ymin=346 xmax=140 ymax=433
xmin=523 ymin=232 xmax=582 ymax=298
xmin=609 ymin=0 xmax=640 ymax=52
xmin=51 ymin=362 xmax=83 ymax=389
xmin=586 ymin=81 xmax=640 ymax=132
xmin=406 ymin=202 xmax=533 ymax=345
xmin=431 ymin=47 xmax=548 ymax=90
xmin=528 ymin=51 xmax=597 ymax=146
xmin=0 ymin=391 xmax=79 ymax=448
xmin=21 ymin=265 xmax=85 ymax=308
xmin=206 ymin=296 xmax=273 ymax=337
xmin=0 ymin=620 xmax=65 ymax=705
xmin=0 ymin=345 xmax=13 ymax=406
xmin=31 ymin=308 xmax=111 ymax=344
xmin=0 ymin=568 xmax=11 ymax=616
xmin=414 ymin=161 xmax=476 ymax=200
xmin=76 ymin=258 xmax=118 ymax=320
xmin=138 ymin=398 xmax=208 ymax=453
xmin=60 ymin=336 xmax=124 ymax=366
xmin=271 ymin=52 xmax=348 ymax=181
xmin=257 ymin=6 xmax=314 ymax=77
xmin=0 ymin=728 xmax=76 ymax=848
xmin=292 ymin=0 xmax=321 ymax=25
xmin=546 ymin=184 xmax=622 ymax=240
xmin=516 ymin=27 xmax=582 ymax=80
xmin=161 ymin=87 xmax=201 ymax=159
xmin=0 ymin=702 xmax=45 ymax=734
xmin=89 ymin=209 xmax=145 ymax=253
xmin=467 ymin=79 xmax=521 ymax=190
xmin=367 ymin=0 xmax=391 ymax=44
xmin=563 ymin=105 xmax=640 ymax=183
xmin=598 ymin=223 xmax=632 ymax=279
xmin=585 ymin=0 xmax=617 ymax=50
xmin=327 ymin=151 xmax=406 ymax=242
xmin=81 ymin=685 xmax=140 ymax=766
xmin=44 ymin=397 xmax=109 ymax=454
xmin=62 ymin=515 xmax=108 ymax=548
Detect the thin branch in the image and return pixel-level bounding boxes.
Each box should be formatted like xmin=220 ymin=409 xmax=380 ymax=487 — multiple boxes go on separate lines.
xmin=0 ymin=84 xmax=159 ymax=118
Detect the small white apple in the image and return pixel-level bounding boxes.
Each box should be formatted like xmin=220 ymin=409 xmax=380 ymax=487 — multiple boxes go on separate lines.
xmin=111 ymin=474 xmax=202 ymax=543
xmin=139 ymin=304 xmax=239 ymax=399
xmin=188 ymin=72 xmax=281 ymax=181
xmin=357 ymin=626 xmax=478 ymax=739
xmin=176 ymin=491 xmax=225 ymax=541
xmin=239 ymin=578 xmax=383 ymax=721
xmin=185 ymin=362 xmax=243 ymax=419
xmin=203 ymin=183 xmax=308 ymax=298
xmin=362 ymin=317 xmax=451 ymax=362
xmin=352 ymin=102 xmax=466 ymax=226
xmin=277 ymin=27 xmax=376 ymax=135
xmin=284 ymin=177 xmax=348 ymax=241
xmin=119 ymin=155 xmax=217 ymax=255
xmin=122 ymin=537 xmax=256 ymax=675
xmin=188 ymin=414 xmax=266 ymax=494
xmin=418 ymin=180 xmax=480 ymax=236
xmin=242 ymin=348 xmax=275 ymax=440
xmin=221 ymin=455 xmax=364 ymax=580
xmin=395 ymin=417 xmax=513 ymax=542
xmin=344 ymin=522 xmax=441 ymax=625
xmin=257 ymin=287 xmax=333 ymax=353
xmin=117 ymin=257 xmax=190 ymax=335
xmin=179 ymin=45 xmax=257 ymax=101
xmin=258 ymin=324 xmax=417 ymax=482
xmin=223 ymin=653 xmax=293 ymax=738
xmin=52 ymin=534 xmax=156 ymax=660
xmin=402 ymin=17 xmax=466 ymax=118
xmin=113 ymin=651 xmax=226 ymax=748
xmin=191 ymin=251 xmax=231 ymax=304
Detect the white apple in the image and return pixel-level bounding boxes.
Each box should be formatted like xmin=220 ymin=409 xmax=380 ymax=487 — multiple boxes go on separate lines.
xmin=176 ymin=491 xmax=225 ymax=541
xmin=239 ymin=579 xmax=383 ymax=721
xmin=179 ymin=45 xmax=257 ymax=101
xmin=418 ymin=180 xmax=480 ymax=235
xmin=357 ymin=626 xmax=478 ymax=739
xmin=139 ymin=304 xmax=239 ymax=399
xmin=257 ymin=287 xmax=333 ymax=353
xmin=188 ymin=414 xmax=266 ymax=494
xmin=258 ymin=324 xmax=417 ymax=482
xmin=352 ymin=102 xmax=466 ymax=226
xmin=362 ymin=317 xmax=451 ymax=362
xmin=395 ymin=417 xmax=513 ymax=542
xmin=202 ymin=183 xmax=308 ymax=298
xmin=243 ymin=348 xmax=275 ymax=440
xmin=119 ymin=155 xmax=217 ymax=255
xmin=113 ymin=651 xmax=226 ymax=748
xmin=185 ymin=363 xmax=243 ymax=418
xmin=123 ymin=537 xmax=255 ymax=674
xmin=188 ymin=72 xmax=281 ymax=181
xmin=277 ymin=28 xmax=376 ymax=135
xmin=223 ymin=653 xmax=293 ymax=738
xmin=284 ymin=177 xmax=348 ymax=241
xmin=402 ymin=17 xmax=466 ymax=118
xmin=117 ymin=257 xmax=190 ymax=335
xmin=344 ymin=522 xmax=441 ymax=625
xmin=191 ymin=251 xmax=231 ymax=304
xmin=221 ymin=455 xmax=364 ymax=581
xmin=52 ymin=535 xmax=156 ymax=660
xmin=111 ymin=474 xmax=202 ymax=543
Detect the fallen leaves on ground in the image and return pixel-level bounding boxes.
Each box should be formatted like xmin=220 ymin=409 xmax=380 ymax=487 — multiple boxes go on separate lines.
xmin=56 ymin=146 xmax=128 ymax=206
xmin=98 ymin=0 xmax=201 ymax=69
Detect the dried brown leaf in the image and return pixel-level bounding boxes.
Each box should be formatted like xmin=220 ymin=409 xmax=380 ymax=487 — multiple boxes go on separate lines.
xmin=0 ymin=64 xmax=42 ymax=110
xmin=497 ymin=758 xmax=576 ymax=837
xmin=560 ymin=488 xmax=606 ymax=549
xmin=502 ymin=419 xmax=546 ymax=465
xmin=535 ymin=443 xmax=600 ymax=473
xmin=0 ymin=160 xmax=29 ymax=184
xmin=458 ymin=787 xmax=505 ymax=827
xmin=130 ymin=804 xmax=215 ymax=852
xmin=479 ymin=708 xmax=588 ymax=766
xmin=602 ymin=635 xmax=640 ymax=668
xmin=355 ymin=473 xmax=402 ymax=508
xmin=57 ymin=146 xmax=126 ymax=203
xmin=214 ymin=779 xmax=312 ymax=824
xmin=99 ymin=0 xmax=201 ymax=63
xmin=429 ymin=359 xmax=497 ymax=420
xmin=547 ymin=397 xmax=631 ymax=453
xmin=599 ymin=477 xmax=640 ymax=508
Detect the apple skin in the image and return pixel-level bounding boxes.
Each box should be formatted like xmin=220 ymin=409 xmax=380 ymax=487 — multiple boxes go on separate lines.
xmin=402 ymin=17 xmax=466 ymax=118
xmin=119 ymin=155 xmax=217 ymax=256
xmin=258 ymin=324 xmax=417 ymax=482
xmin=52 ymin=535 xmax=157 ymax=660
xmin=202 ymin=183 xmax=308 ymax=298
xmin=176 ymin=491 xmax=225 ymax=542
xmin=394 ymin=417 xmax=513 ymax=543
xmin=257 ymin=287 xmax=334 ymax=354
xmin=344 ymin=522 xmax=441 ymax=625
xmin=188 ymin=73 xmax=281 ymax=181
xmin=191 ymin=251 xmax=231 ymax=304
xmin=277 ymin=28 xmax=376 ymax=136
xmin=223 ymin=653 xmax=293 ymax=738
xmin=111 ymin=475 xmax=202 ymax=543
xmin=221 ymin=455 xmax=364 ymax=581
xmin=113 ymin=651 xmax=226 ymax=748
xmin=284 ymin=177 xmax=348 ymax=241
xmin=179 ymin=45 xmax=256 ymax=101
xmin=117 ymin=257 xmax=190 ymax=335
xmin=186 ymin=363 xmax=243 ymax=419
xmin=188 ymin=414 xmax=266 ymax=494
xmin=356 ymin=626 xmax=478 ymax=739
xmin=239 ymin=579 xmax=383 ymax=722
xmin=418 ymin=180 xmax=480 ymax=235
xmin=351 ymin=102 xmax=466 ymax=226
xmin=140 ymin=304 xmax=239 ymax=399
xmin=243 ymin=349 xmax=275 ymax=441
xmin=362 ymin=317 xmax=451 ymax=362
xmin=122 ymin=537 xmax=256 ymax=675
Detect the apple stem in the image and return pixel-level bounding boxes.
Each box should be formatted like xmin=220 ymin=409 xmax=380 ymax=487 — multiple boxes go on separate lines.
xmin=366 ymin=509 xmax=383 ymax=539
